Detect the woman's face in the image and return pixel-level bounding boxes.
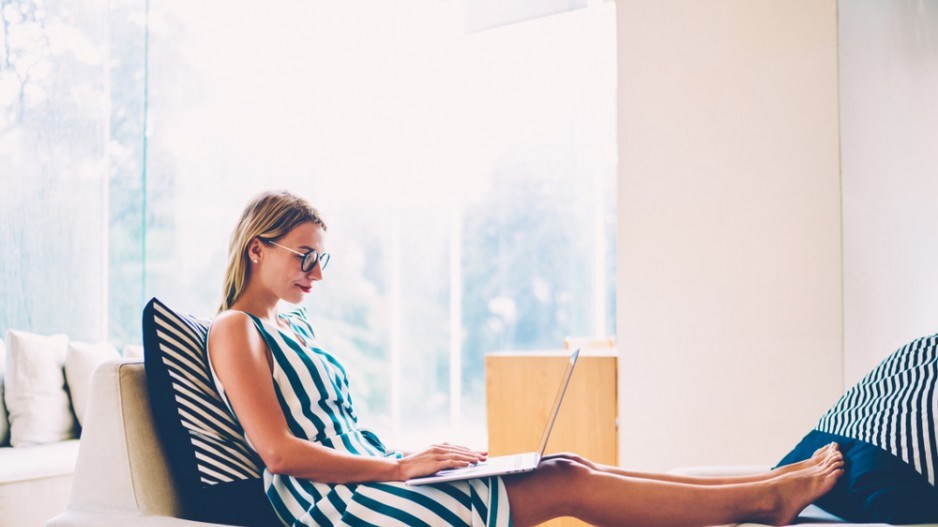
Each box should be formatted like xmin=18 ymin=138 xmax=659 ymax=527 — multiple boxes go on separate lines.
xmin=253 ymin=222 xmax=326 ymax=304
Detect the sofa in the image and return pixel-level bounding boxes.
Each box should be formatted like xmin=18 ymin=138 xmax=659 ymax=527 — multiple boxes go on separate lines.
xmin=44 ymin=359 xmax=234 ymax=527
xmin=0 ymin=438 xmax=79 ymax=527
xmin=45 ymin=358 xmax=938 ymax=527
xmin=1 ymin=331 xmax=134 ymax=527
xmin=0 ymin=331 xmax=93 ymax=527
xmin=0 ymin=336 xmax=79 ymax=527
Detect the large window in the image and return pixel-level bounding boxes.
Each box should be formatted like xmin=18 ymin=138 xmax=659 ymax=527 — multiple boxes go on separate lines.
xmin=2 ymin=0 xmax=616 ymax=450
xmin=1 ymin=0 xmax=109 ymax=342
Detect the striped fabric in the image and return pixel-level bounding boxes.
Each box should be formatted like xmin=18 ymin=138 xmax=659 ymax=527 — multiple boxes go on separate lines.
xmin=816 ymin=332 xmax=938 ymax=485
xmin=150 ymin=299 xmax=265 ymax=485
xmin=208 ymin=307 xmax=512 ymax=527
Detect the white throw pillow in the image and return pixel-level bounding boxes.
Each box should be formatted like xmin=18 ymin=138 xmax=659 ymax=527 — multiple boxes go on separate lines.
xmin=65 ymin=340 xmax=120 ymax=427
xmin=3 ymin=330 xmax=75 ymax=446
xmin=0 ymin=340 xmax=8 ymax=446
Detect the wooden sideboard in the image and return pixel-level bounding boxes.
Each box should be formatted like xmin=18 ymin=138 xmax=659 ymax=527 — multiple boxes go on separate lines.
xmin=485 ymin=351 xmax=618 ymax=527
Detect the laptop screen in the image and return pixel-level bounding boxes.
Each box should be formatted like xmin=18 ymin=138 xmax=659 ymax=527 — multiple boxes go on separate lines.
xmin=536 ymin=348 xmax=581 ymax=457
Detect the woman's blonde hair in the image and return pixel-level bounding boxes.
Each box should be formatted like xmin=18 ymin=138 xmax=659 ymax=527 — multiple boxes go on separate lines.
xmin=218 ymin=190 xmax=327 ymax=313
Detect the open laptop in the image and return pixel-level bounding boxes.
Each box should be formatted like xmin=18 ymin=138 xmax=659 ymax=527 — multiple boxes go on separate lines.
xmin=406 ymin=348 xmax=581 ymax=485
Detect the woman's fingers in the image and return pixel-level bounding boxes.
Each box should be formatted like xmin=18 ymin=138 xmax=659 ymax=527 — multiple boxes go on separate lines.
xmin=420 ymin=446 xmax=483 ymax=462
xmin=433 ymin=443 xmax=483 ymax=452
xmin=446 ymin=460 xmax=473 ymax=468
xmin=434 ymin=451 xmax=482 ymax=464
xmin=431 ymin=444 xmax=487 ymax=459
xmin=397 ymin=444 xmax=492 ymax=480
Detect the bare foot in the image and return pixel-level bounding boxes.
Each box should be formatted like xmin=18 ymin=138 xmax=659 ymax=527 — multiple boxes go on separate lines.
xmin=753 ymin=454 xmax=844 ymax=526
xmin=770 ymin=442 xmax=841 ymax=478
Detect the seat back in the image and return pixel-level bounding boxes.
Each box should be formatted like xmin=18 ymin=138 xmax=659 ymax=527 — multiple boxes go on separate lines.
xmin=67 ymin=359 xmax=185 ymax=517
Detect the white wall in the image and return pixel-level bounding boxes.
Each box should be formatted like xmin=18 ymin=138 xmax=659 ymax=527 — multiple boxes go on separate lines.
xmin=840 ymin=0 xmax=938 ymax=386
xmin=616 ymin=0 xmax=843 ymax=470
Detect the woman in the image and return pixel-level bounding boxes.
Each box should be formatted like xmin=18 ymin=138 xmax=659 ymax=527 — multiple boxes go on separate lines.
xmin=207 ymin=190 xmax=844 ymax=527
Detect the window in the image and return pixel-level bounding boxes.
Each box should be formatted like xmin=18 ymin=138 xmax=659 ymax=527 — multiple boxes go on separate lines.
xmin=1 ymin=0 xmax=108 ymax=342
xmin=2 ymin=0 xmax=616 ymax=451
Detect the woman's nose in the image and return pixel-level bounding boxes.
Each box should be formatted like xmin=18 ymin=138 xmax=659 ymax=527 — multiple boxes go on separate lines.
xmin=307 ymin=264 xmax=323 ymax=281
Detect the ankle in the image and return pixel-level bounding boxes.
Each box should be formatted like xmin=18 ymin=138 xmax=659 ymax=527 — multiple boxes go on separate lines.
xmin=747 ymin=481 xmax=783 ymax=524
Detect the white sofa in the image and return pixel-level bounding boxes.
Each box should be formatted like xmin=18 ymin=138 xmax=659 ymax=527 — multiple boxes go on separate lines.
xmin=45 ymin=359 xmax=235 ymax=527
xmin=0 ymin=336 xmax=82 ymax=527
xmin=47 ymin=359 xmax=938 ymax=527
xmin=0 ymin=439 xmax=80 ymax=527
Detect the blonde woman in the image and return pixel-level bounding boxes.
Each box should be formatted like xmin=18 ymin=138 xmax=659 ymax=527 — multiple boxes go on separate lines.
xmin=207 ymin=190 xmax=844 ymax=527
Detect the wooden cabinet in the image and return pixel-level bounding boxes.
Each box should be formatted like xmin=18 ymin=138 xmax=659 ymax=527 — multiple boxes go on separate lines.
xmin=485 ymin=352 xmax=618 ymax=527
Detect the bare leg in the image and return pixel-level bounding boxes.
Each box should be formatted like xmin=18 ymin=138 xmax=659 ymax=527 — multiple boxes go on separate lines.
xmin=542 ymin=443 xmax=841 ymax=486
xmin=504 ymin=454 xmax=844 ymax=527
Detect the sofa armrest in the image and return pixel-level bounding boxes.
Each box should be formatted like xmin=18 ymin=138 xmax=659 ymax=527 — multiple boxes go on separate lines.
xmin=63 ymin=359 xmax=185 ymax=518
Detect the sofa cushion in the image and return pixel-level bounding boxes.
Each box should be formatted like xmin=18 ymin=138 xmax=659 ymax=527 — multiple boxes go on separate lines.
xmin=776 ymin=330 xmax=938 ymax=524
xmin=814 ymin=332 xmax=938 ymax=485
xmin=777 ymin=430 xmax=938 ymax=523
xmin=143 ymin=297 xmax=278 ymax=527
xmin=0 ymin=439 xmax=80 ymax=483
xmin=776 ymin=332 xmax=938 ymax=523
xmin=0 ymin=464 xmax=73 ymax=527
xmin=65 ymin=340 xmax=121 ymax=427
xmin=0 ymin=340 xmax=8 ymax=446
xmin=3 ymin=330 xmax=77 ymax=446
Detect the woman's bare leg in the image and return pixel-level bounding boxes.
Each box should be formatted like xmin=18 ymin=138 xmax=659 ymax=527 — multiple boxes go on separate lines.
xmin=503 ymin=453 xmax=844 ymax=527
xmin=542 ymin=443 xmax=841 ymax=486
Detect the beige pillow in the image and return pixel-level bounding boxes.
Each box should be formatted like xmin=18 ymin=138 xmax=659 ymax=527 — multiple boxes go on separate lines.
xmin=65 ymin=340 xmax=120 ymax=427
xmin=3 ymin=330 xmax=75 ymax=446
xmin=0 ymin=340 xmax=8 ymax=446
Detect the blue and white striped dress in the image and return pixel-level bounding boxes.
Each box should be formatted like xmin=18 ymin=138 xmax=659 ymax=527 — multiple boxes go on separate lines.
xmin=209 ymin=307 xmax=512 ymax=527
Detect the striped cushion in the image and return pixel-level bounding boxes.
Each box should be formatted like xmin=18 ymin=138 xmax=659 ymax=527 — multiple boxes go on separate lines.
xmin=815 ymin=332 xmax=938 ymax=486
xmin=774 ymin=334 xmax=938 ymax=523
xmin=143 ymin=297 xmax=277 ymax=526
xmin=777 ymin=430 xmax=938 ymax=523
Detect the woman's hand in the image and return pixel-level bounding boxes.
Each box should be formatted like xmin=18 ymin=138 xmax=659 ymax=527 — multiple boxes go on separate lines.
xmin=394 ymin=443 xmax=488 ymax=480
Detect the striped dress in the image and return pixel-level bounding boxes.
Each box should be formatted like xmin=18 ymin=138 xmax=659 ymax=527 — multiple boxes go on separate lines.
xmin=208 ymin=307 xmax=512 ymax=527
xmin=815 ymin=332 xmax=938 ymax=485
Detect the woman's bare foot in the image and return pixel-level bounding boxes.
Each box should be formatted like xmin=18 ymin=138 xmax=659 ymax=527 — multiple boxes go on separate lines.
xmin=770 ymin=442 xmax=841 ymax=478
xmin=752 ymin=453 xmax=844 ymax=526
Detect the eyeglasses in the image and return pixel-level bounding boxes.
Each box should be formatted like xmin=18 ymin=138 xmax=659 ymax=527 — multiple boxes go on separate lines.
xmin=263 ymin=240 xmax=330 ymax=272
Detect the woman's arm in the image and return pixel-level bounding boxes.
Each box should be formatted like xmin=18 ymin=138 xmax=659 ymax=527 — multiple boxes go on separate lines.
xmin=208 ymin=312 xmax=482 ymax=484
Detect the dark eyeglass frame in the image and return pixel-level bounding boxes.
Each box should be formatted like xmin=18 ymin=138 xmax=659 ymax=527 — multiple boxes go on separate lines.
xmin=263 ymin=239 xmax=330 ymax=272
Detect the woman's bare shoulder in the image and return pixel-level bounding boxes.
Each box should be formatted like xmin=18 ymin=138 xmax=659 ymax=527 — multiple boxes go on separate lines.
xmin=209 ymin=310 xmax=265 ymax=358
xmin=213 ymin=309 xmax=252 ymax=328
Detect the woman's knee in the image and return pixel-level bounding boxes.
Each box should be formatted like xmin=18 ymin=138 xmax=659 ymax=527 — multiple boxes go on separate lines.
xmin=504 ymin=458 xmax=594 ymax=526
xmin=543 ymin=452 xmax=595 ymax=470
xmin=539 ymin=457 xmax=593 ymax=484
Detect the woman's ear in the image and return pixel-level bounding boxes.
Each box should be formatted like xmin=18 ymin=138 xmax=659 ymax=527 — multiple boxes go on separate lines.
xmin=246 ymin=238 xmax=264 ymax=263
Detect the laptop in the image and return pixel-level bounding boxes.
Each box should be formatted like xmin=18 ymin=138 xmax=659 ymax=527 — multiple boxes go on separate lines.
xmin=406 ymin=348 xmax=581 ymax=485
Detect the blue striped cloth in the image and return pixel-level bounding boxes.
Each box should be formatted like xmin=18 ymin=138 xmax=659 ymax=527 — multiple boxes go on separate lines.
xmin=209 ymin=307 xmax=512 ymax=527
xmin=816 ymin=332 xmax=938 ymax=486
